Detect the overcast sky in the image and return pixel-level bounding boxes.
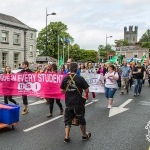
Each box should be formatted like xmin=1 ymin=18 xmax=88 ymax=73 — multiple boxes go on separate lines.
xmin=0 ymin=0 xmax=150 ymax=50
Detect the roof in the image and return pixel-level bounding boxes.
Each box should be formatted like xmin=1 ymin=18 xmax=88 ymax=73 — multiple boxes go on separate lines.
xmin=0 ymin=13 xmax=37 ymax=31
xmin=116 ymin=46 xmax=148 ymax=52
xmin=36 ymin=56 xmax=57 ymax=62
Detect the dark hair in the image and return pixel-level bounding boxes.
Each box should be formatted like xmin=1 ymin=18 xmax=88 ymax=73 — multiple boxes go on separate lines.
xmin=51 ymin=63 xmax=57 ymax=71
xmin=109 ymin=65 xmax=115 ymax=70
xmin=80 ymin=64 xmax=85 ymax=69
xmin=70 ymin=62 xmax=78 ymax=73
xmin=22 ymin=61 xmax=29 ymax=67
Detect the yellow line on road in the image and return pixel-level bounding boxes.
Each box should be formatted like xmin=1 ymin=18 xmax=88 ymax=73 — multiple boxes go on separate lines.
xmin=148 ymin=146 xmax=150 ymax=150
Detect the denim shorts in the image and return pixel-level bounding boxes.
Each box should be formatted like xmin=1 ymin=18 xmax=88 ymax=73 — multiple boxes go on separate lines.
xmin=105 ymin=86 xmax=117 ymax=98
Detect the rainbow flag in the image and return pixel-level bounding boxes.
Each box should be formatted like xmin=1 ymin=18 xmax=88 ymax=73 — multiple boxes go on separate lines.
xmin=129 ymin=58 xmax=134 ymax=66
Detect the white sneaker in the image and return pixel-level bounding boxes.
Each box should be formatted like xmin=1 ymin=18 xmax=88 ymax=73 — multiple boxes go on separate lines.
xmin=108 ymin=105 xmax=112 ymax=109
xmin=92 ymin=98 xmax=96 ymax=102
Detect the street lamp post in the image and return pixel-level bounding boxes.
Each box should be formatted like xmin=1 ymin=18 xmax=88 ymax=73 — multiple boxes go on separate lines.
xmin=106 ymin=34 xmax=113 ymax=60
xmin=46 ymin=8 xmax=56 ymax=62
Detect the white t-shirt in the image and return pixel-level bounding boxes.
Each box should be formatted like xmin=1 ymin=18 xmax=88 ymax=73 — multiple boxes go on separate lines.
xmin=105 ymin=71 xmax=119 ymax=89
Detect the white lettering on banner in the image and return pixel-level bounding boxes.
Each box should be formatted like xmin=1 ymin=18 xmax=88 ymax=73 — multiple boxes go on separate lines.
xmin=38 ymin=74 xmax=63 ymax=83
xmin=81 ymin=73 xmax=105 ymax=93
xmin=17 ymin=74 xmax=36 ymax=82
xmin=18 ymin=82 xmax=41 ymax=92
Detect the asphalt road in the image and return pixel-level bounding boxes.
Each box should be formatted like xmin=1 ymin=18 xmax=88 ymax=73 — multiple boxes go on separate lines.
xmin=0 ymin=84 xmax=150 ymax=150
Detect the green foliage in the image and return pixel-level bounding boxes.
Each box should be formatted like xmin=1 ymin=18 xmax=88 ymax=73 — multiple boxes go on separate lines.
xmin=139 ymin=29 xmax=150 ymax=42
xmin=36 ymin=21 xmax=98 ymax=63
xmin=114 ymin=39 xmax=129 ymax=47
xmin=36 ymin=21 xmax=73 ymax=58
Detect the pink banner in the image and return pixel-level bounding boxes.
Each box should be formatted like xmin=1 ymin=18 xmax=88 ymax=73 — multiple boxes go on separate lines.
xmin=0 ymin=73 xmax=66 ymax=100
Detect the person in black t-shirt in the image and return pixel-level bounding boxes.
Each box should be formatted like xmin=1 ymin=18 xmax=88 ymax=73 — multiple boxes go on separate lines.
xmin=60 ymin=62 xmax=91 ymax=143
xmin=133 ymin=62 xmax=146 ymax=96
xmin=19 ymin=61 xmax=33 ymax=115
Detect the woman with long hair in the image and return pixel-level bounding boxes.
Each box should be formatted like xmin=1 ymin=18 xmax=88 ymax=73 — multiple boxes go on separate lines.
xmin=80 ymin=64 xmax=86 ymax=73
xmin=104 ymin=65 xmax=119 ymax=108
xmin=3 ymin=66 xmax=18 ymax=105
xmin=47 ymin=63 xmax=63 ymax=117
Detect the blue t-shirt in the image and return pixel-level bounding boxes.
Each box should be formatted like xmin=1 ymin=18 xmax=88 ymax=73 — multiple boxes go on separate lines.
xmin=64 ymin=69 xmax=80 ymax=76
xmin=121 ymin=66 xmax=131 ymax=78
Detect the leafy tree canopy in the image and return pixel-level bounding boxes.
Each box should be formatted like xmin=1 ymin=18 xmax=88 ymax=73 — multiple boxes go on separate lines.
xmin=114 ymin=39 xmax=129 ymax=47
xmin=139 ymin=29 xmax=150 ymax=42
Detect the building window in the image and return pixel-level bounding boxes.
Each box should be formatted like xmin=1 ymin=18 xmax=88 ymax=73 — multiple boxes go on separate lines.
xmin=14 ymin=53 xmax=19 ymax=69
xmin=109 ymin=55 xmax=113 ymax=60
xmin=2 ymin=32 xmax=8 ymax=43
xmin=14 ymin=34 xmax=20 ymax=44
xmin=30 ymin=45 xmax=33 ymax=56
xmin=2 ymin=53 xmax=7 ymax=68
xmin=30 ymin=33 xmax=33 ymax=39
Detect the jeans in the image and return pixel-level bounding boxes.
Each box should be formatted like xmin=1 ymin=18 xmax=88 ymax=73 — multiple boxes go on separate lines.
xmin=134 ymin=79 xmax=143 ymax=94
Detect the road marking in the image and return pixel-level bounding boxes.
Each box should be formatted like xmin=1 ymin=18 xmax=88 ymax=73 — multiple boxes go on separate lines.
xmin=140 ymin=101 xmax=150 ymax=106
xmin=29 ymin=99 xmax=47 ymax=106
xmin=148 ymin=146 xmax=150 ymax=150
xmin=23 ymin=99 xmax=100 ymax=132
xmin=109 ymin=99 xmax=133 ymax=117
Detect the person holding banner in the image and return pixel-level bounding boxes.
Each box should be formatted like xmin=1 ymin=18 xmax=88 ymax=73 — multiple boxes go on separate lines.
xmin=20 ymin=61 xmax=33 ymax=115
xmin=3 ymin=66 xmax=18 ymax=105
xmin=60 ymin=62 xmax=91 ymax=143
xmin=47 ymin=63 xmax=63 ymax=118
xmin=86 ymin=62 xmax=96 ymax=101
xmin=104 ymin=65 xmax=119 ymax=109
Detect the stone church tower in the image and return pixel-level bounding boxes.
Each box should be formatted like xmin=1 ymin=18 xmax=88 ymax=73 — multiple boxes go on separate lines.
xmin=124 ymin=26 xmax=138 ymax=45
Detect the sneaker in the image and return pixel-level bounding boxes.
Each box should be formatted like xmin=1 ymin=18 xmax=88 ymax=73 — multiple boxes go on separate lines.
xmin=47 ymin=114 xmax=52 ymax=118
xmin=82 ymin=132 xmax=91 ymax=141
xmin=134 ymin=94 xmax=137 ymax=97
xmin=120 ymin=92 xmax=124 ymax=95
xmin=108 ymin=105 xmax=112 ymax=109
xmin=59 ymin=110 xmax=63 ymax=115
xmin=64 ymin=138 xmax=70 ymax=143
xmin=137 ymin=93 xmax=140 ymax=96
xmin=22 ymin=109 xmax=29 ymax=115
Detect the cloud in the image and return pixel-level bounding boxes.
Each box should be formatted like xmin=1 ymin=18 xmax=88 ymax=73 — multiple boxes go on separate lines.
xmin=0 ymin=0 xmax=150 ymax=50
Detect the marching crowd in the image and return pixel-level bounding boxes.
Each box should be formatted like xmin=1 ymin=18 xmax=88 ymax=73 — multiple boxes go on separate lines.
xmin=1 ymin=58 xmax=150 ymax=143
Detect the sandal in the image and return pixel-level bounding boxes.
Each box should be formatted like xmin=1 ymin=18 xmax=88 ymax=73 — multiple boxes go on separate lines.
xmin=59 ymin=110 xmax=63 ymax=115
xmin=47 ymin=114 xmax=52 ymax=118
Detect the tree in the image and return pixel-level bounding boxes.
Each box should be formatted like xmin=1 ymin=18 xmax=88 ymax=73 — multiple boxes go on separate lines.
xmin=139 ymin=29 xmax=150 ymax=42
xmin=36 ymin=22 xmax=73 ymax=59
xmin=114 ymin=39 xmax=129 ymax=47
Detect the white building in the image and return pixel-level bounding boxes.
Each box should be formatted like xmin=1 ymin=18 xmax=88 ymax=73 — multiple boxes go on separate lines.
xmin=0 ymin=13 xmax=37 ymax=69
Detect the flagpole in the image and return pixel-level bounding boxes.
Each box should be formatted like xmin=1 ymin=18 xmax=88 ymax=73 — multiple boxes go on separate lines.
xmin=63 ymin=39 xmax=64 ymax=63
xmin=58 ymin=35 xmax=59 ymax=65
xmin=68 ymin=43 xmax=69 ymax=60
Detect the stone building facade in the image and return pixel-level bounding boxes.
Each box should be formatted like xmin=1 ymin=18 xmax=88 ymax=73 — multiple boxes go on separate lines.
xmin=124 ymin=26 xmax=138 ymax=45
xmin=0 ymin=13 xmax=37 ymax=69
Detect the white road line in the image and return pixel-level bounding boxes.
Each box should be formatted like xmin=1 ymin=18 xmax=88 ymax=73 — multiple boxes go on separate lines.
xmin=23 ymin=99 xmax=100 ymax=132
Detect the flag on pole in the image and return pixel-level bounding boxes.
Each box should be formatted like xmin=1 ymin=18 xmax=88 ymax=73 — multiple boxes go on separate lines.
xmin=64 ymin=37 xmax=70 ymax=43
xmin=58 ymin=35 xmax=63 ymax=41
xmin=58 ymin=56 xmax=63 ymax=69
xmin=69 ymin=37 xmax=74 ymax=44
xmin=141 ymin=54 xmax=146 ymax=66
xmin=129 ymin=58 xmax=134 ymax=66
xmin=108 ymin=54 xmax=119 ymax=64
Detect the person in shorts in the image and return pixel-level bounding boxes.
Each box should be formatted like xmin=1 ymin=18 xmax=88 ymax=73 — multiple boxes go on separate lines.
xmin=104 ymin=65 xmax=119 ymax=109
xmin=60 ymin=62 xmax=91 ymax=143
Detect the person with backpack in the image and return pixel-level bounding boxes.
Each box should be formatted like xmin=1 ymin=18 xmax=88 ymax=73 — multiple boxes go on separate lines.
xmin=104 ymin=65 xmax=119 ymax=109
xmin=120 ymin=61 xmax=131 ymax=95
xmin=60 ymin=62 xmax=91 ymax=143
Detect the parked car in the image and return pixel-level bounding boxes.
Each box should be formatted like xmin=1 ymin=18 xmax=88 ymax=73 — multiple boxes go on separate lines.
xmin=0 ymin=70 xmax=4 ymax=74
